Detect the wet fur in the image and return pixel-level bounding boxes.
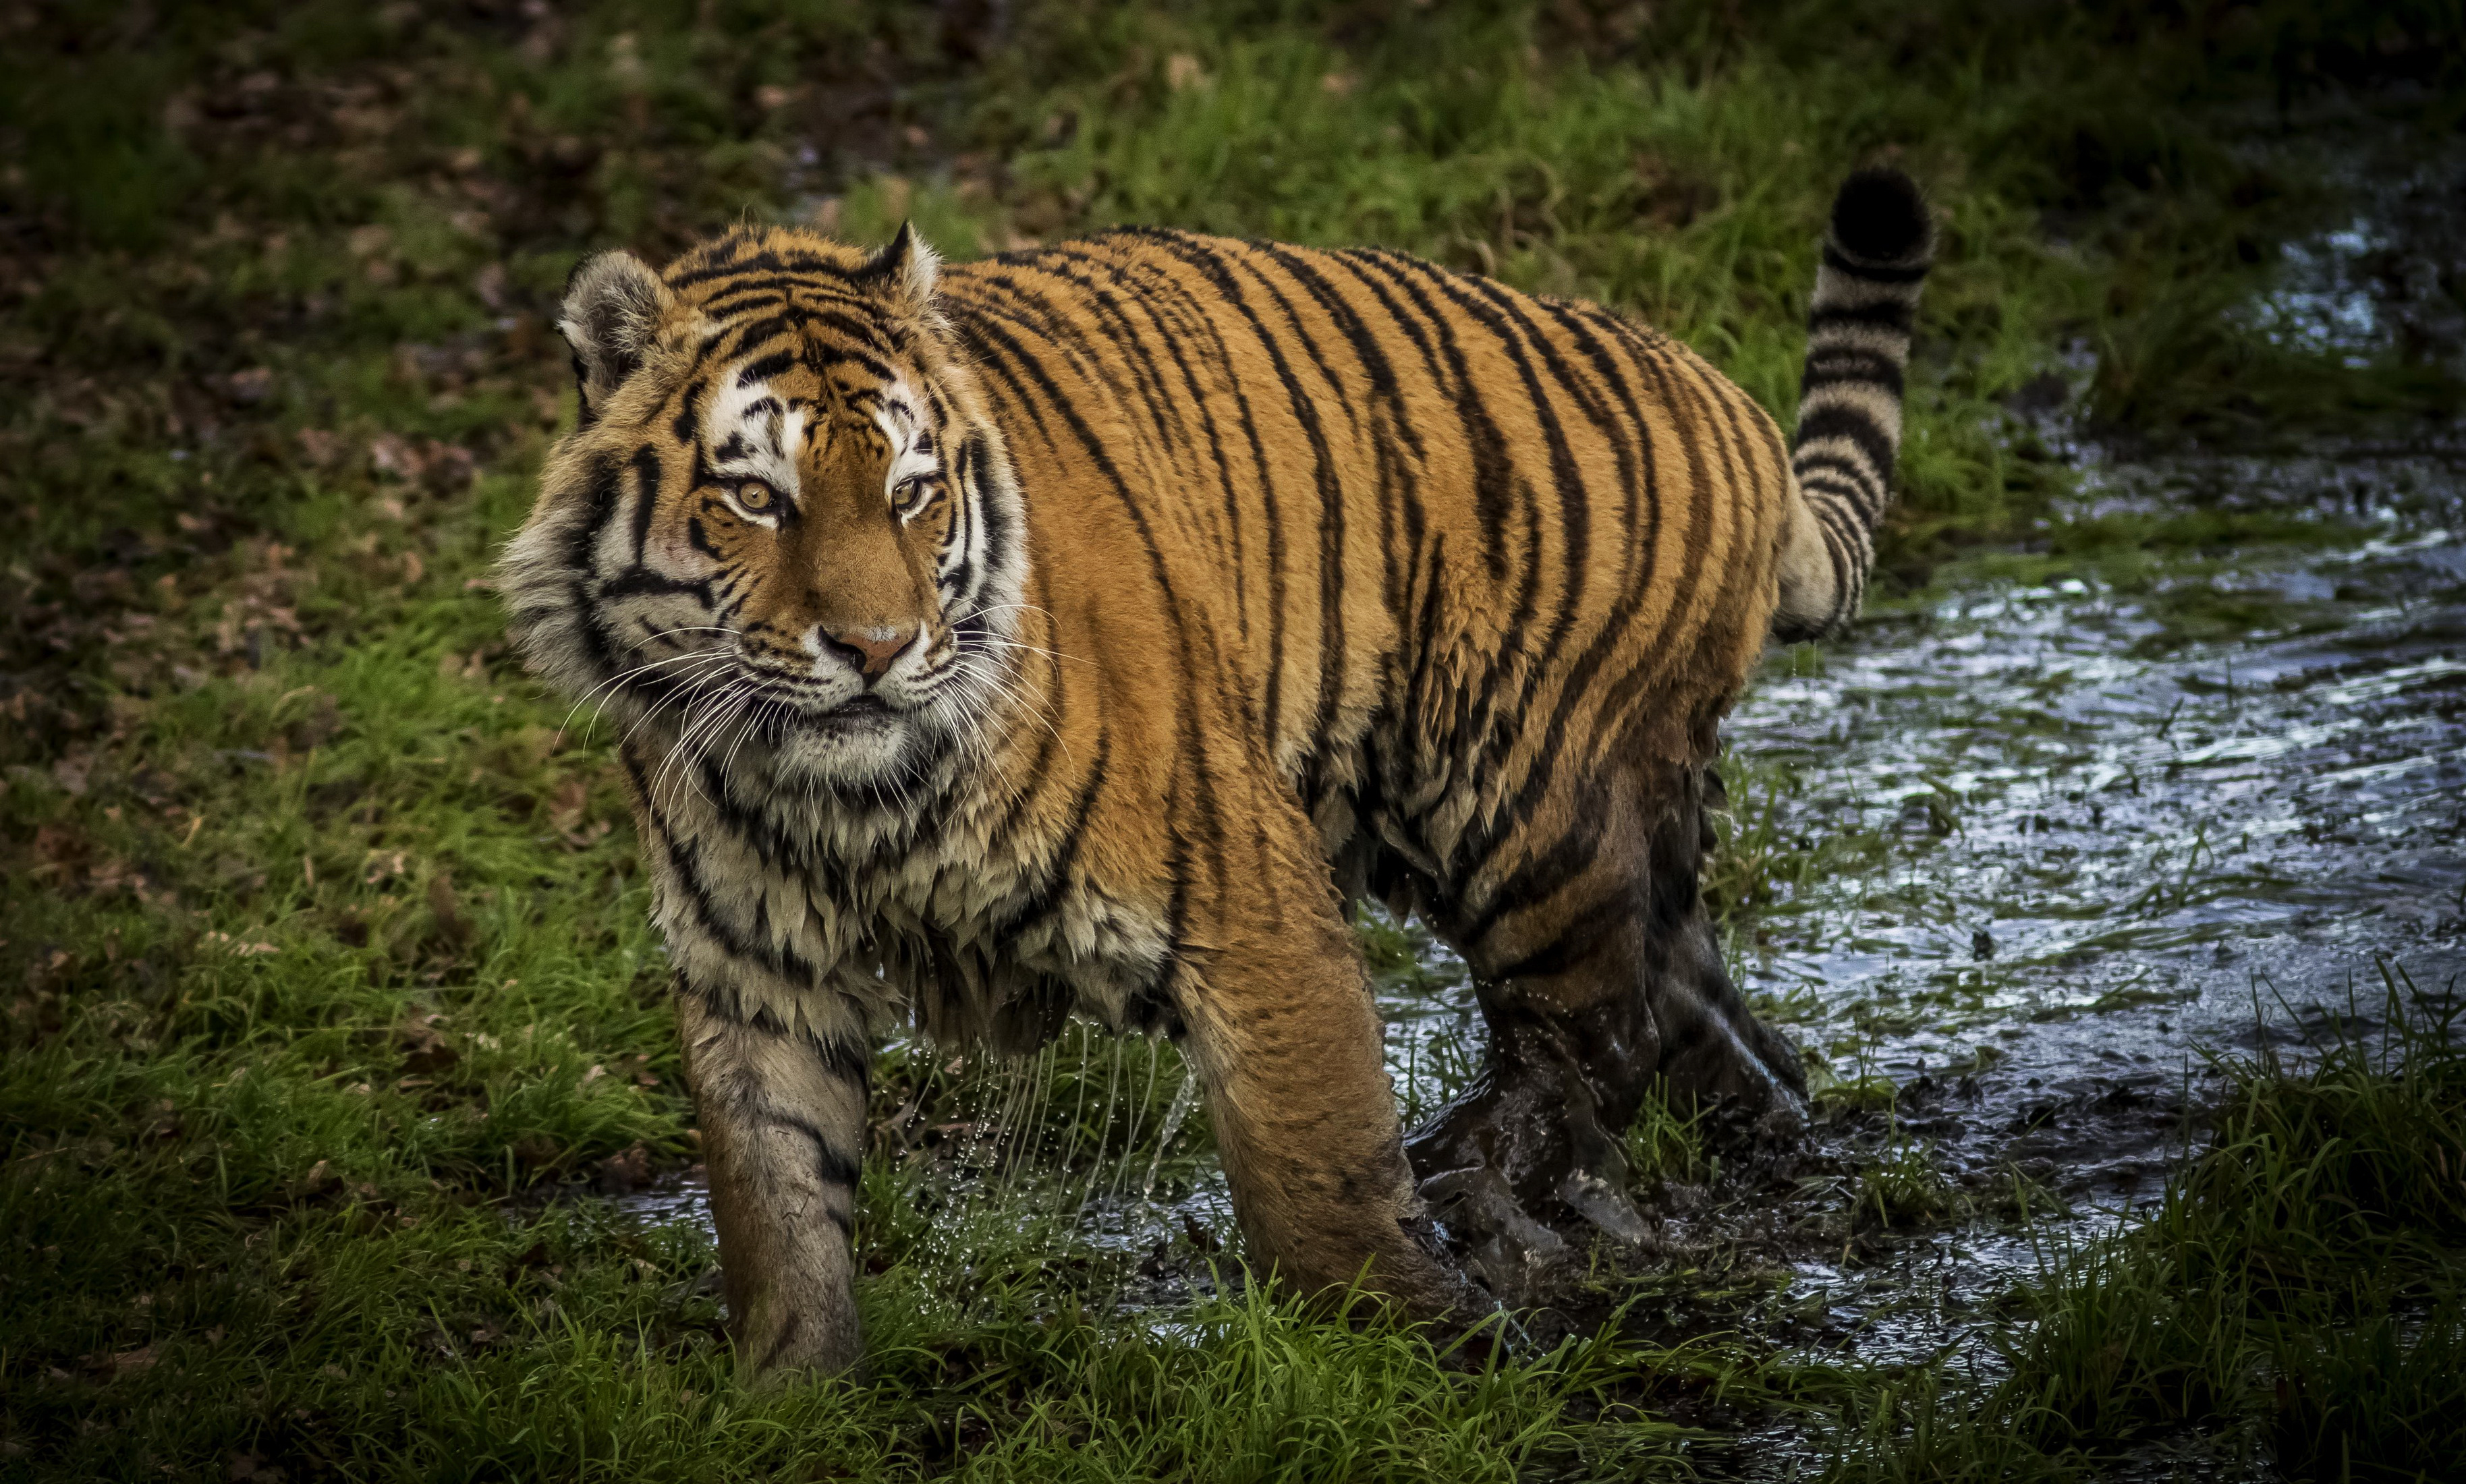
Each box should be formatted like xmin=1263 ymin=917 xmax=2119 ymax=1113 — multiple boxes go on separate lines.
xmin=501 ymin=175 xmax=1931 ymax=1376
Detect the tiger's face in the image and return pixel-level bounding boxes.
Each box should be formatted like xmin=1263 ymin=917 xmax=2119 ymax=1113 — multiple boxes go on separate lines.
xmin=501 ymin=225 xmax=1025 ymax=789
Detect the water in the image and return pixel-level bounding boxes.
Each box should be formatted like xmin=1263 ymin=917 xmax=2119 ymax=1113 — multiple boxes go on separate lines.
xmin=2238 ymin=107 xmax=2466 ymax=372
xmin=1734 ymin=451 xmax=2465 ymax=1197
xmin=1691 ymin=445 xmax=2466 ymax=1474
xmin=1666 ymin=107 xmax=2466 ymax=1469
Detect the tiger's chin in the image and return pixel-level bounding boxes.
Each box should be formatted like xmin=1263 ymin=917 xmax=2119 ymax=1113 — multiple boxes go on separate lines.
xmin=752 ymin=699 xmax=917 ymax=782
xmin=757 ymin=692 xmax=988 ymax=791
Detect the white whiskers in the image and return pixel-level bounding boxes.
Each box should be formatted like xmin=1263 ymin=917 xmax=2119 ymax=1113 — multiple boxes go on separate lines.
xmin=556 ymin=623 xmax=746 ymax=746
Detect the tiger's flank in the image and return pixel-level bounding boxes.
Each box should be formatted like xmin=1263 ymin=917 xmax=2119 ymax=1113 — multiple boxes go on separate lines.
xmin=500 ymin=169 xmax=1932 ymax=1379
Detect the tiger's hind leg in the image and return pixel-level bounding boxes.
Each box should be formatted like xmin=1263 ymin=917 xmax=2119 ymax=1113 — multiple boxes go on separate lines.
xmin=1404 ymin=760 xmax=1804 ymax=1292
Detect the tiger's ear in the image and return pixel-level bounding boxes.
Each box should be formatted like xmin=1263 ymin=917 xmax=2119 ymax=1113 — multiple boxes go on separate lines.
xmin=858 ymin=221 xmax=939 ymax=316
xmin=559 ymin=250 xmax=672 ymax=425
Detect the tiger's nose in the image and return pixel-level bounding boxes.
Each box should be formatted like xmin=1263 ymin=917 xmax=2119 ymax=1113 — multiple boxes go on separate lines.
xmin=821 ymin=625 xmax=916 ymax=682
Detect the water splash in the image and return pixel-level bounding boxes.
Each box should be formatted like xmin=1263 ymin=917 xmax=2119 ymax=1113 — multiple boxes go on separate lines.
xmin=1140 ymin=1071 xmax=1203 ymax=1199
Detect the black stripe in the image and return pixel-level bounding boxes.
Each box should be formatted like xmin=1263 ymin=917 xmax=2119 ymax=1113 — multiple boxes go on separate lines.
xmin=992 ymin=726 xmax=1111 ymax=941
xmin=1340 ymin=249 xmax=1517 ymax=583
xmin=774 ymin=1112 xmax=864 ymax=1190
xmin=1376 ymin=256 xmax=1582 ymax=798
xmin=627 ymin=446 xmax=664 ymax=564
xmin=1806 ymin=300 xmax=1917 ymax=334
xmin=1164 ymin=237 xmax=1352 ymax=759
xmin=1061 ymin=233 xmax=1288 ymax=731
xmin=668 ymin=248 xmax=860 ymax=290
xmin=736 ymin=351 xmax=795 ymax=386
xmin=1820 ymin=244 xmax=1930 ymax=283
xmin=596 ymin=567 xmax=711 ymax=603
xmin=1791 ymin=404 xmax=1897 ymax=474
xmin=1490 ymin=302 xmax=1669 ymax=830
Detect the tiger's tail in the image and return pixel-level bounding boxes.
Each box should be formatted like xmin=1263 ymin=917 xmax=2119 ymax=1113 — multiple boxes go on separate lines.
xmin=1772 ymin=167 xmax=1935 ymax=643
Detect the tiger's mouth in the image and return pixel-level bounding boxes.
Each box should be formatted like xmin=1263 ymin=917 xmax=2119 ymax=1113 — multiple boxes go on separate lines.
xmin=806 ymin=693 xmax=897 ymax=729
xmin=733 ymin=677 xmax=907 ymax=735
xmin=619 ymin=642 xmax=976 ymax=767
xmin=729 ymin=675 xmax=907 ymax=720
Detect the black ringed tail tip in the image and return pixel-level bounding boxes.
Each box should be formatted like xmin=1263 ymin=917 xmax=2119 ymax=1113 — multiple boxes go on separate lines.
xmin=1827 ymin=166 xmax=1934 ymax=269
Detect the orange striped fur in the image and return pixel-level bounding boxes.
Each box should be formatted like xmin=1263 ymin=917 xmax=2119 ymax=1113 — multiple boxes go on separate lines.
xmin=503 ymin=174 xmax=1932 ymax=1377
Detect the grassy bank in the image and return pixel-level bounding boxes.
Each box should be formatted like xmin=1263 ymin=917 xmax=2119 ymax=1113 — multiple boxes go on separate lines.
xmin=1829 ymin=977 xmax=2466 ymax=1481
xmin=4 ymin=1 xmax=2461 ymax=1478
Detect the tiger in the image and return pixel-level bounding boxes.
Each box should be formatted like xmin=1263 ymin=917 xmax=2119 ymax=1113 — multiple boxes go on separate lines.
xmin=500 ymin=167 xmax=1932 ymax=1378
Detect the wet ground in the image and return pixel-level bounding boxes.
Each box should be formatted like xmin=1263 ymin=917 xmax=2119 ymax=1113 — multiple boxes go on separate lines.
xmin=608 ymin=111 xmax=2466 ymax=1464
xmin=1739 ymin=446 xmax=2466 ymax=1187
xmin=1718 ymin=439 xmax=2465 ymax=1417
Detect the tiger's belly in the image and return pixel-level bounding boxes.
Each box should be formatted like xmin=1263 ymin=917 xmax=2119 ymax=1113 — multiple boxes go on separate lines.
xmin=861 ymin=853 xmax=1182 ymax=1052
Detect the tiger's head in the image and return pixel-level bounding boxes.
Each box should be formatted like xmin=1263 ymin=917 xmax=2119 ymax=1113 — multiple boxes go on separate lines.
xmin=501 ymin=224 xmax=1024 ymax=790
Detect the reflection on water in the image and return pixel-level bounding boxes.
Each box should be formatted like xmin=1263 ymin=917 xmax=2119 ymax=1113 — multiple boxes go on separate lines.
xmin=1698 ymin=445 xmax=2466 ymax=1446
xmin=1733 ymin=449 xmax=2464 ymax=1194
xmin=2237 ymin=111 xmax=2466 ymax=374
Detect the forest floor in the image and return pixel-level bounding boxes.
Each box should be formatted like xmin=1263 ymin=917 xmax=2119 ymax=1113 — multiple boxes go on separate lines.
xmin=4 ymin=3 xmax=2463 ymax=1479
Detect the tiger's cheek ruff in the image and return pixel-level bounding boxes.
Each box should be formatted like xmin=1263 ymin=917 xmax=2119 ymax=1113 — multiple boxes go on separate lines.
xmin=502 ymin=413 xmax=716 ymax=735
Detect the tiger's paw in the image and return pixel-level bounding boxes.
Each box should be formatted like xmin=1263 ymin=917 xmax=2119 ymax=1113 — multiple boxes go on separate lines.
xmin=1403 ymin=1064 xmax=1653 ymax=1302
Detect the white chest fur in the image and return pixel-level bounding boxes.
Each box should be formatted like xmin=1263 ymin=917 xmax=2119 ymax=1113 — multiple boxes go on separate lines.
xmin=629 ymin=743 xmax=1173 ymax=1051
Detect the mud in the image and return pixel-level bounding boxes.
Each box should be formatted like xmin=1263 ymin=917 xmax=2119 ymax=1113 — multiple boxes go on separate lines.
xmin=1739 ymin=454 xmax=2463 ymax=1179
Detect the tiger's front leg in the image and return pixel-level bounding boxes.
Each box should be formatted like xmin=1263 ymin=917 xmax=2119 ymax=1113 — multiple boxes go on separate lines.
xmin=675 ymin=979 xmax=870 ymax=1381
xmin=1173 ymin=804 xmax=1483 ymax=1319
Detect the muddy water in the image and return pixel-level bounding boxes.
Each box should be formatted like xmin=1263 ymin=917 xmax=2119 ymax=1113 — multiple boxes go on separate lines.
xmin=1642 ymin=121 xmax=2466 ymax=1439
xmin=1735 ymin=453 xmax=2465 ymax=1188
xmin=1723 ymin=451 xmax=2463 ymax=1388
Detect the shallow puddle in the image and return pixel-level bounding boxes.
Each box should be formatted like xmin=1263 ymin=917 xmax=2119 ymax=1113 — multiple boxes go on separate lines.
xmin=1712 ymin=451 xmax=2466 ymax=1454
xmin=1729 ymin=447 xmax=2465 ymax=1197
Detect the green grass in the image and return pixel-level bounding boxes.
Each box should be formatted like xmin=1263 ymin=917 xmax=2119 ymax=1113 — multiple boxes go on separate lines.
xmin=1623 ymin=1083 xmax=1716 ymax=1191
xmin=1825 ymin=973 xmax=2466 ymax=1482
xmin=3 ymin=0 xmax=2461 ymax=1477
xmin=1705 ymin=749 xmax=1899 ymax=929
xmin=9 ymin=1199 xmax=1674 ymax=1482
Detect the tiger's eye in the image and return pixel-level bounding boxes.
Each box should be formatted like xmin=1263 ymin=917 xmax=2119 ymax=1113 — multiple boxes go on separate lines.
xmin=893 ymin=477 xmax=935 ymax=515
xmin=736 ymin=481 xmax=775 ymax=513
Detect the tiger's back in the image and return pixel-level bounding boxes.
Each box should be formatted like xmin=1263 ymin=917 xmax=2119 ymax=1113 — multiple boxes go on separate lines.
xmin=938 ymin=229 xmax=1793 ymax=981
